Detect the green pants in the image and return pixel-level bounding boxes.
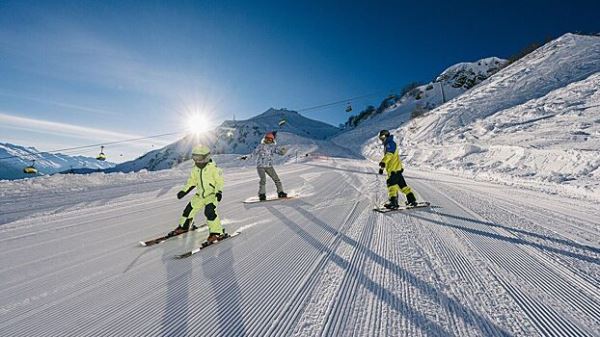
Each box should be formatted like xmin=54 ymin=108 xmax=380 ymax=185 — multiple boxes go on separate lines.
xmin=179 ymin=194 xmax=223 ymax=234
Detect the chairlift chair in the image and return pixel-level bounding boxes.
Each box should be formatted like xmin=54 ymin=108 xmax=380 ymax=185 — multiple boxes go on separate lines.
xmin=96 ymin=146 xmax=107 ymax=161
xmin=23 ymin=159 xmax=38 ymax=174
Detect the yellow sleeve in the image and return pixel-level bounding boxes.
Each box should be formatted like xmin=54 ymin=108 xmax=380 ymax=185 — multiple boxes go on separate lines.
xmin=181 ymin=169 xmax=197 ymax=192
xmin=213 ymin=167 xmax=224 ymax=192
xmin=381 ymin=152 xmax=394 ymax=166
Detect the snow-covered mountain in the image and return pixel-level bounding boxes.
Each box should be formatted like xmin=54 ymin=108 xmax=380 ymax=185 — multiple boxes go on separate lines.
xmin=111 ymin=108 xmax=353 ymax=172
xmin=363 ymin=33 xmax=600 ymax=200
xmin=0 ymin=143 xmax=114 ymax=180
xmin=436 ymin=57 xmax=507 ymax=91
xmin=333 ymin=57 xmax=507 ymax=150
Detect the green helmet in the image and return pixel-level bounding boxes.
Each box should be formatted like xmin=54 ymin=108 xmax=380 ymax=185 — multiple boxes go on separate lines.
xmin=191 ymin=145 xmax=211 ymax=164
xmin=192 ymin=145 xmax=210 ymax=156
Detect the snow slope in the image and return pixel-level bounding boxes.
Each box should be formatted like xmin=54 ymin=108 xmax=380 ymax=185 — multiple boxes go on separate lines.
xmin=408 ymin=33 xmax=599 ymax=143
xmin=332 ymin=57 xmax=507 ymax=150
xmin=0 ymin=158 xmax=598 ymax=336
xmin=363 ymin=33 xmax=600 ymax=201
xmin=112 ymin=108 xmax=345 ymax=172
xmin=0 ymin=142 xmax=114 ymax=180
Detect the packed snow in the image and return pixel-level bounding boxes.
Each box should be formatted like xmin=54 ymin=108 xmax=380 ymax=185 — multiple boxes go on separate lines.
xmin=0 ymin=158 xmax=598 ymax=336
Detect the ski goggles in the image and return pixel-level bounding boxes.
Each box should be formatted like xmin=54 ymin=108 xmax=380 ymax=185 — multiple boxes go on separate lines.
xmin=192 ymin=153 xmax=210 ymax=163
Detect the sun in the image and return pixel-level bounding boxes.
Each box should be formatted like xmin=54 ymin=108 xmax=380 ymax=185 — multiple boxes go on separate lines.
xmin=185 ymin=113 xmax=212 ymax=135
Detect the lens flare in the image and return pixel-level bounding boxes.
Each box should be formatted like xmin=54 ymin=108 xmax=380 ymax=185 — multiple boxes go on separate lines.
xmin=185 ymin=113 xmax=211 ymax=135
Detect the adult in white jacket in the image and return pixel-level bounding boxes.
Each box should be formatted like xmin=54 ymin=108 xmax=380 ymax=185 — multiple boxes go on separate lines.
xmin=242 ymin=131 xmax=288 ymax=201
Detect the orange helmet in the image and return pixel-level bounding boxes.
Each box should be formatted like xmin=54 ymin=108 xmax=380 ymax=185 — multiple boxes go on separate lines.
xmin=264 ymin=132 xmax=276 ymax=141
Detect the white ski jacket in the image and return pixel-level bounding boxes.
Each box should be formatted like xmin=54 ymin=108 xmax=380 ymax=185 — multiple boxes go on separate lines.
xmin=252 ymin=142 xmax=286 ymax=168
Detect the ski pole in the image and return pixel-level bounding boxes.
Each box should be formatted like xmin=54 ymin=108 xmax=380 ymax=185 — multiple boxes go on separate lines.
xmin=374 ymin=168 xmax=383 ymax=208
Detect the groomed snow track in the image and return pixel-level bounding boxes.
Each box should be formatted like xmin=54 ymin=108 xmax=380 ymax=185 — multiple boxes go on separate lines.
xmin=0 ymin=158 xmax=598 ymax=336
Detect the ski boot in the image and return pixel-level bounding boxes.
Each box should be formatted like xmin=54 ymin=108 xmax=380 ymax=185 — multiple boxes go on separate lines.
xmin=384 ymin=196 xmax=399 ymax=209
xmin=206 ymin=229 xmax=226 ymax=243
xmin=168 ymin=223 xmax=197 ymax=237
xmin=169 ymin=226 xmax=187 ymax=237
xmin=278 ymin=191 xmax=288 ymax=198
xmin=259 ymin=193 xmax=267 ymax=201
xmin=406 ymin=192 xmax=418 ymax=207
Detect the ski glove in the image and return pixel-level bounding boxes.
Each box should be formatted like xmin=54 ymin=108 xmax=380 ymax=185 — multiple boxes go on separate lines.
xmin=378 ymin=162 xmax=385 ymax=175
xmin=216 ymin=191 xmax=222 ymax=202
xmin=177 ymin=186 xmax=195 ymax=200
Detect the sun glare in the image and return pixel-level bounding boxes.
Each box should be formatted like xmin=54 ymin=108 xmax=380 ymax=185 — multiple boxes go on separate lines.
xmin=185 ymin=113 xmax=211 ymax=135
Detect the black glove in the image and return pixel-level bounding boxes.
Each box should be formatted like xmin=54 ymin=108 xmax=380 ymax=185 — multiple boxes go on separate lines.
xmin=177 ymin=191 xmax=187 ymax=199
xmin=216 ymin=191 xmax=222 ymax=202
xmin=379 ymin=168 xmax=384 ymax=175
xmin=379 ymin=162 xmax=385 ymax=168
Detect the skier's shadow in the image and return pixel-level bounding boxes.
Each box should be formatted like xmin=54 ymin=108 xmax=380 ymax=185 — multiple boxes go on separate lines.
xmin=161 ymin=243 xmax=192 ymax=336
xmin=122 ymin=248 xmax=152 ymax=274
xmin=405 ymin=211 xmax=600 ymax=264
xmin=262 ymin=200 xmax=512 ymax=337
xmin=201 ymin=243 xmax=247 ymax=336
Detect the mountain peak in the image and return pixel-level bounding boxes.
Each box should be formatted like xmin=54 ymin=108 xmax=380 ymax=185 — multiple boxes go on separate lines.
xmin=112 ymin=106 xmax=340 ymax=172
xmin=435 ymin=57 xmax=508 ymax=88
xmin=258 ymin=108 xmax=299 ymax=117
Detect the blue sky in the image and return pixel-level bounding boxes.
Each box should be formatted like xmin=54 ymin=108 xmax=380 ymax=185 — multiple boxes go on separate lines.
xmin=1 ymin=0 xmax=598 ymax=161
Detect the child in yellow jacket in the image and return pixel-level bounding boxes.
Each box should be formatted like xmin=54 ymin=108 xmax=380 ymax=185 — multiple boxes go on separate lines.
xmin=172 ymin=145 xmax=225 ymax=242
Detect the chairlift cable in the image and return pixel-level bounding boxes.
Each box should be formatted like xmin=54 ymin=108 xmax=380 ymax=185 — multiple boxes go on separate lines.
xmin=0 ymin=131 xmax=184 ymax=161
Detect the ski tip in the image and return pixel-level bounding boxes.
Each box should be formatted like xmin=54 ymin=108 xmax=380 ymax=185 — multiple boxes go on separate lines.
xmin=139 ymin=241 xmax=147 ymax=247
xmin=225 ymin=231 xmax=242 ymax=238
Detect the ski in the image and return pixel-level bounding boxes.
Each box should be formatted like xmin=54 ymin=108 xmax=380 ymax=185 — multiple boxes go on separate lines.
xmin=243 ymin=196 xmax=296 ymax=204
xmin=139 ymin=226 xmax=201 ymax=247
xmin=373 ymin=201 xmax=431 ymax=213
xmin=175 ymin=231 xmax=241 ymax=258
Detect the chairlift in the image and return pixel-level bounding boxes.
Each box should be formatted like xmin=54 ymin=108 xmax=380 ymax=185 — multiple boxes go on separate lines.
xmin=23 ymin=159 xmax=38 ymax=174
xmin=345 ymin=103 xmax=352 ymax=113
xmin=96 ymin=146 xmax=107 ymax=161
